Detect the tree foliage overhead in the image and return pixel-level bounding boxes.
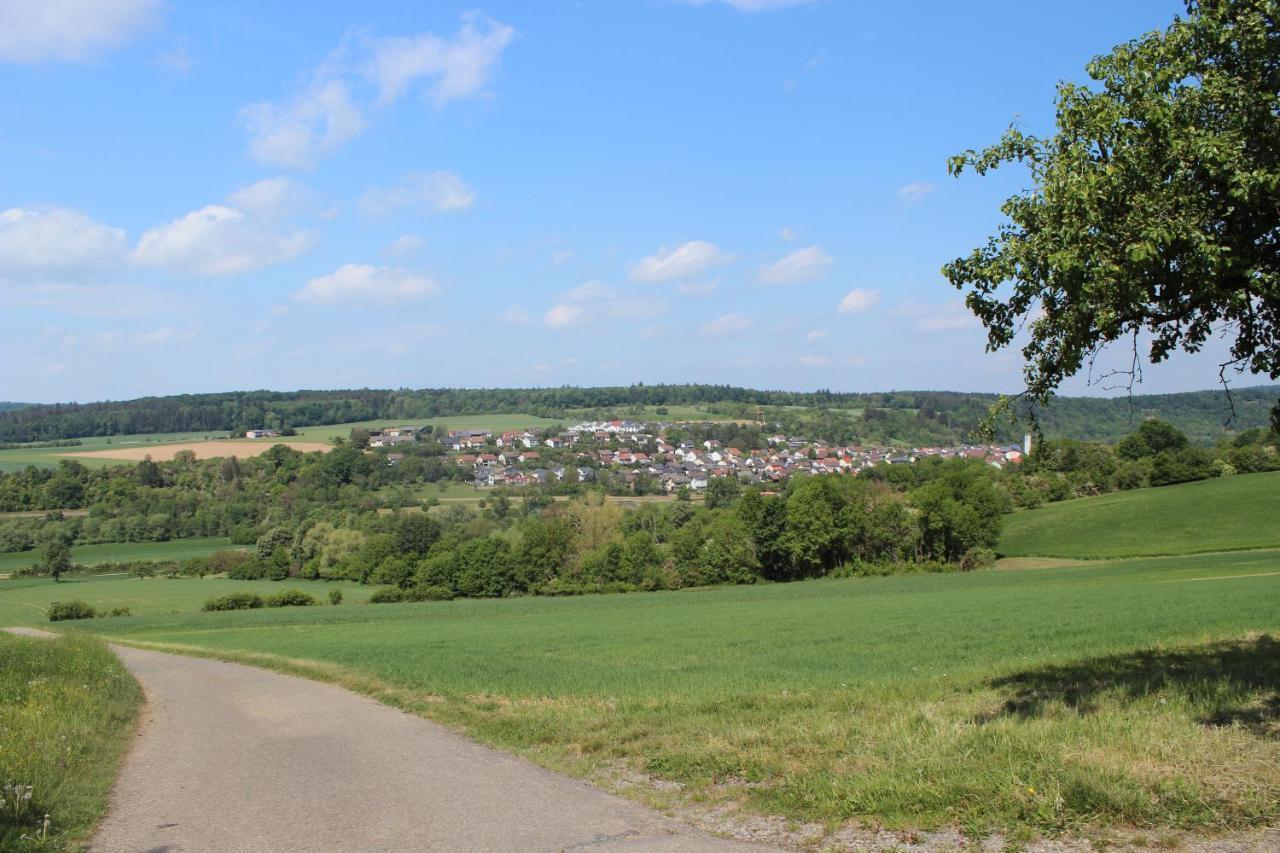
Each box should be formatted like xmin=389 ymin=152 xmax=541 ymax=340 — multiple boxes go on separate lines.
xmin=944 ymin=0 xmax=1280 ymax=427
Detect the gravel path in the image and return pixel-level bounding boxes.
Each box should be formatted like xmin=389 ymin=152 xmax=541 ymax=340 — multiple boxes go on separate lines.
xmin=5 ymin=629 xmax=769 ymax=852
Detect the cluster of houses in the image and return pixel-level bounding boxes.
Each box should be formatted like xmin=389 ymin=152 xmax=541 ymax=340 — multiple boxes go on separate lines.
xmin=438 ymin=423 xmax=1027 ymax=492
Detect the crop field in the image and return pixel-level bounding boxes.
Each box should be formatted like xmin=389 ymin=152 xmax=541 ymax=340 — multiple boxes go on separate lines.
xmin=0 ymin=537 xmax=241 ymax=576
xmin=0 ymin=574 xmax=374 ymax=623
xmin=1000 ymin=471 xmax=1280 ymax=558
xmin=37 ymin=545 xmax=1280 ymax=839
xmin=0 ymin=415 xmax=564 ymax=471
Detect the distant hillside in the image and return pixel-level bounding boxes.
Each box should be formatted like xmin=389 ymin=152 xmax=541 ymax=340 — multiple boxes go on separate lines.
xmin=0 ymin=384 xmax=1274 ymax=446
xmin=999 ymin=471 xmax=1280 ymax=559
xmin=0 ymin=403 xmax=28 ymax=414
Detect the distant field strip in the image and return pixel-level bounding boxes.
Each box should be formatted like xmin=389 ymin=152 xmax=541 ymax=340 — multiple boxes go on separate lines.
xmin=0 ymin=537 xmax=240 ymax=575
xmin=59 ymin=440 xmax=331 ymax=462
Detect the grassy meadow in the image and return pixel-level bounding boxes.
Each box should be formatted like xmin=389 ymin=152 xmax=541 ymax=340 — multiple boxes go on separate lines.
xmin=0 ymin=574 xmax=375 ymax=623
xmin=0 ymin=537 xmax=240 ymax=576
xmin=1000 ymin=471 xmax=1280 ymax=558
xmin=0 ymin=632 xmax=142 ymax=850
xmin=34 ymin=545 xmax=1280 ymax=839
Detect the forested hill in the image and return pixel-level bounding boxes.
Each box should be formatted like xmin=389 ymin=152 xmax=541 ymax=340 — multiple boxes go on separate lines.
xmin=0 ymin=403 xmax=27 ymax=414
xmin=0 ymin=385 xmax=1275 ymax=446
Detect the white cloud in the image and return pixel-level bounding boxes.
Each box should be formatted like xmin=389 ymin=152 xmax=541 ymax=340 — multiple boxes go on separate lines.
xmin=44 ymin=362 xmax=68 ymax=374
xmin=295 ymin=264 xmax=437 ymax=305
xmin=365 ymin=13 xmax=516 ymax=106
xmin=798 ymin=354 xmax=831 ymax=366
xmin=384 ymin=235 xmax=424 ymax=257
xmin=240 ymin=80 xmax=366 ymax=170
xmin=758 ymin=245 xmax=832 ymax=285
xmin=629 ymin=240 xmax=729 ymax=283
xmin=898 ymin=182 xmax=937 ymax=204
xmin=805 ymin=330 xmax=828 ymax=342
xmin=679 ymin=0 xmax=817 ymax=12
xmin=358 ymin=171 xmax=475 ymax=217
xmin=0 ymin=0 xmax=159 ymax=63
xmin=0 ymin=207 xmax=126 ymax=274
xmin=779 ymin=226 xmax=797 ymax=241
xmin=130 ymin=327 xmax=175 ymax=346
xmin=551 ymin=248 xmax=574 ymax=267
xmin=837 ymin=288 xmax=879 ymax=314
xmin=240 ymin=14 xmax=514 ymax=169
xmin=226 ymin=177 xmax=309 ymax=214
xmin=544 ymin=303 xmax=584 ymax=329
xmin=700 ymin=313 xmax=751 ymax=336
xmin=132 ymin=205 xmax=314 ymax=276
xmin=677 ymin=280 xmax=719 ymax=297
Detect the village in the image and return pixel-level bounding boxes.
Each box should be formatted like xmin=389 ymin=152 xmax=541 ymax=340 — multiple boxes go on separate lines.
xmin=418 ymin=419 xmax=1031 ymax=493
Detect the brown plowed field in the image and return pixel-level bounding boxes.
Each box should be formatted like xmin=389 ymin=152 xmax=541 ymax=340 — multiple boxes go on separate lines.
xmin=58 ymin=441 xmax=332 ymax=462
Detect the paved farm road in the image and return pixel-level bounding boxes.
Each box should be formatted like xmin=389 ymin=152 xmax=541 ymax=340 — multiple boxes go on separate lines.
xmin=6 ymin=629 xmax=769 ymax=852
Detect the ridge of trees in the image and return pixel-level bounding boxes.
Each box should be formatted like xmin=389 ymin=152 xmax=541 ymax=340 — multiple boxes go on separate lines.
xmin=0 ymin=384 xmax=1276 ymax=446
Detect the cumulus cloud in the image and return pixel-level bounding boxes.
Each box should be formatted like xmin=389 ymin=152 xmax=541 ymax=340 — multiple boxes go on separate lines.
xmin=629 ymin=240 xmax=729 ymax=283
xmin=365 ymin=13 xmax=516 ymax=106
xmin=758 ymin=245 xmax=832 ymax=285
xmin=384 ymin=234 xmax=424 ymax=257
xmin=837 ymin=288 xmax=879 ymax=314
xmin=240 ymin=80 xmax=366 ymax=171
xmin=358 ymin=171 xmax=475 ymax=216
xmin=700 ymin=313 xmax=751 ymax=336
xmin=295 ymin=264 xmax=437 ymax=305
xmin=898 ymin=182 xmax=937 ymax=204
xmin=132 ymin=204 xmax=314 ymax=276
xmin=805 ymin=329 xmax=828 ymax=342
xmin=545 ymin=281 xmax=667 ymax=330
xmin=226 ymin=176 xmax=310 ymax=214
xmin=0 ymin=207 xmax=126 ymax=275
xmin=240 ymin=14 xmax=515 ymax=169
xmin=0 ymin=0 xmax=160 ymax=63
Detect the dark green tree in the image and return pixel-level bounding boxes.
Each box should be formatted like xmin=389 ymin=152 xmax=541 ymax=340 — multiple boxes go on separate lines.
xmin=944 ymin=0 xmax=1280 ymax=430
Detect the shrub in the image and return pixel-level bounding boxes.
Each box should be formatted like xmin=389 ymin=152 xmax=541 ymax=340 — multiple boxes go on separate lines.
xmin=263 ymin=589 xmax=315 ymax=608
xmin=416 ymin=584 xmax=454 ymax=601
xmin=369 ymin=586 xmax=411 ymax=604
xmin=328 ymin=588 xmax=343 ymax=606
xmin=202 ymin=592 xmax=264 ymax=611
xmin=959 ymin=547 xmax=997 ymax=572
xmin=48 ymin=600 xmax=95 ymax=621
xmin=107 ymin=606 xmax=131 ymax=618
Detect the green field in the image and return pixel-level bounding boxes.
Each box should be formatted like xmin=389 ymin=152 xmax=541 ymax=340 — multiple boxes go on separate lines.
xmin=27 ymin=546 xmax=1277 ymax=838
xmin=0 ymin=632 xmax=142 ymax=849
xmin=0 ymin=574 xmax=375 ymax=623
xmin=0 ymin=537 xmax=241 ymax=575
xmin=1000 ymin=471 xmax=1280 ymax=558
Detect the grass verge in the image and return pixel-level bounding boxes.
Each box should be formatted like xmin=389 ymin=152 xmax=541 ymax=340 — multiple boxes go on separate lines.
xmin=0 ymin=633 xmax=142 ymax=850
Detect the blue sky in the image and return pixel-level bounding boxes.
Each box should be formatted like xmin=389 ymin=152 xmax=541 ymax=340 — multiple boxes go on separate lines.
xmin=0 ymin=0 xmax=1240 ymax=404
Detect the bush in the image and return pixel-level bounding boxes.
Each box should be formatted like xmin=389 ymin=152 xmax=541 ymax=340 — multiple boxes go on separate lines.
xmin=369 ymin=586 xmax=411 ymax=604
xmin=959 ymin=547 xmax=997 ymax=572
xmin=263 ymin=589 xmax=315 ymax=608
xmin=202 ymin=592 xmax=264 ymax=611
xmin=328 ymin=588 xmax=343 ymax=606
xmin=416 ymin=584 xmax=454 ymax=601
xmin=107 ymin=606 xmax=131 ymax=618
xmin=48 ymin=600 xmax=95 ymax=621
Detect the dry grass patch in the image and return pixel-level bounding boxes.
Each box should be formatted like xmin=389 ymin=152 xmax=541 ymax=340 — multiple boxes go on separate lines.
xmin=58 ymin=440 xmax=331 ymax=462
